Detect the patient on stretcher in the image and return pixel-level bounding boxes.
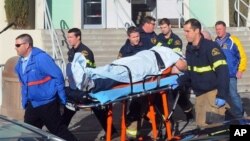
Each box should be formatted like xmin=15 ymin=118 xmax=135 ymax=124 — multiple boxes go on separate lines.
xmin=67 ymin=46 xmax=187 ymax=104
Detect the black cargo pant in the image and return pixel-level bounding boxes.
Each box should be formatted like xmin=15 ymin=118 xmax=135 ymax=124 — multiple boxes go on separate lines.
xmin=24 ymin=99 xmax=78 ymax=141
xmin=62 ymin=86 xmax=117 ymax=135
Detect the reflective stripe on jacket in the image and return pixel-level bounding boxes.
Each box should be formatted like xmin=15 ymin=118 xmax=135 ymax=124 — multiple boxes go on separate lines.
xmin=179 ymin=37 xmax=229 ymax=99
xmin=15 ymin=47 xmax=66 ymax=108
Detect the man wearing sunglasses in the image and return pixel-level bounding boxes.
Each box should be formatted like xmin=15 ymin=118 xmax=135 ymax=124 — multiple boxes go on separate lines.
xmin=14 ymin=33 xmax=78 ymax=141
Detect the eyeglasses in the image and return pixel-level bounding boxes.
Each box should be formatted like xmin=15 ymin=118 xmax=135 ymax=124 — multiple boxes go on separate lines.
xmin=15 ymin=43 xmax=26 ymax=48
xmin=150 ymin=22 xmax=156 ymax=26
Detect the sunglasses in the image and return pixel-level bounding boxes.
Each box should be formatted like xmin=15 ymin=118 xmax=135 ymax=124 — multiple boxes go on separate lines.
xmin=15 ymin=43 xmax=26 ymax=48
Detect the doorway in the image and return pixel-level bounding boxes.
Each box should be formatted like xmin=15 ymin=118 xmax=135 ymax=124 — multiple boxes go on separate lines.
xmin=131 ymin=0 xmax=157 ymax=26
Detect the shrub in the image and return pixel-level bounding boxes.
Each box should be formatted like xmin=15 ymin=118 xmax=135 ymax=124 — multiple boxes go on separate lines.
xmin=4 ymin=0 xmax=30 ymax=29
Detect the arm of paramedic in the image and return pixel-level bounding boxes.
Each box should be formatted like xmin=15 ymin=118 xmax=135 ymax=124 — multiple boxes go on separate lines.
xmin=209 ymin=46 xmax=229 ymax=99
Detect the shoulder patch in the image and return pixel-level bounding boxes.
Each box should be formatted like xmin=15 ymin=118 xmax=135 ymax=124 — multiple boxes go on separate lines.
xmin=81 ymin=50 xmax=89 ymax=57
xmin=211 ymin=48 xmax=221 ymax=56
xmin=174 ymin=40 xmax=181 ymax=45
xmin=151 ymin=37 xmax=157 ymax=45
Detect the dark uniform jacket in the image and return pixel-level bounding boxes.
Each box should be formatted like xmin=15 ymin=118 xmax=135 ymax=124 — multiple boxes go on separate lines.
xmin=178 ymin=36 xmax=229 ymax=99
xmin=157 ymin=31 xmax=182 ymax=53
xmin=138 ymin=27 xmax=158 ymax=49
xmin=118 ymin=39 xmax=150 ymax=58
xmin=67 ymin=42 xmax=95 ymax=68
xmin=67 ymin=42 xmax=95 ymax=90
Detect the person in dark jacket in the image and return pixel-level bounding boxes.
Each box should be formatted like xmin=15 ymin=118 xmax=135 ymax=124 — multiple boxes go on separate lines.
xmin=158 ymin=18 xmax=183 ymax=54
xmin=137 ymin=16 xmax=159 ymax=49
xmin=15 ymin=33 xmax=78 ymax=141
xmin=180 ymin=18 xmax=230 ymax=127
xmin=118 ymin=26 xmax=150 ymax=58
xmin=61 ymin=28 xmax=118 ymax=140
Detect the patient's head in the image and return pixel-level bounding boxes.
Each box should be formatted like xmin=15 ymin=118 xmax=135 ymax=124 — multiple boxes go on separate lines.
xmin=171 ymin=59 xmax=187 ymax=74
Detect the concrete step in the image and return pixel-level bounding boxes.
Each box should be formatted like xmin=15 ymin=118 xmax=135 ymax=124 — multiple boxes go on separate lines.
xmin=238 ymin=84 xmax=250 ymax=93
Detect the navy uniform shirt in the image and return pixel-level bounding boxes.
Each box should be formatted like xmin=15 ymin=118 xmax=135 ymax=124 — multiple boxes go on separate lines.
xmin=157 ymin=32 xmax=182 ymax=53
xmin=179 ymin=37 xmax=229 ymax=99
xmin=118 ymin=39 xmax=149 ymax=58
xmin=67 ymin=42 xmax=95 ymax=68
xmin=138 ymin=27 xmax=158 ymax=49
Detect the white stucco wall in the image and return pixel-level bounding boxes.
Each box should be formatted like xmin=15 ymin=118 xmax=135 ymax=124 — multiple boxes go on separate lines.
xmin=35 ymin=0 xmax=46 ymax=29
xmin=0 ymin=30 xmax=44 ymax=65
xmin=0 ymin=1 xmax=8 ymax=29
xmin=216 ymin=0 xmax=229 ymax=27
xmin=106 ymin=0 xmax=132 ymax=28
xmin=73 ymin=0 xmax=82 ymax=28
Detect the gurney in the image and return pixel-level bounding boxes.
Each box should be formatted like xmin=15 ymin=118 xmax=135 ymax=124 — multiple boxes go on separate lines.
xmin=66 ymin=67 xmax=182 ymax=141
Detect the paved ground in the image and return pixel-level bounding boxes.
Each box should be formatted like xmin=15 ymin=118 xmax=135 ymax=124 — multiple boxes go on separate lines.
xmin=68 ymin=93 xmax=250 ymax=141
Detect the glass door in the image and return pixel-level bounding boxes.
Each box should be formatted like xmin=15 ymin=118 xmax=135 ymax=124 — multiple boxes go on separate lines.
xmin=82 ymin=0 xmax=106 ymax=28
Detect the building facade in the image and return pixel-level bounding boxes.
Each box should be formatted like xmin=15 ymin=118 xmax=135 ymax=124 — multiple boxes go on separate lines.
xmin=0 ymin=0 xmax=230 ymax=30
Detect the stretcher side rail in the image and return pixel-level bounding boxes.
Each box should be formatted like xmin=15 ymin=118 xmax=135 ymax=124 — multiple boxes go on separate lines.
xmin=65 ymin=73 xmax=180 ymax=141
xmin=76 ymin=73 xmax=179 ymax=108
xmin=76 ymin=83 xmax=175 ymax=108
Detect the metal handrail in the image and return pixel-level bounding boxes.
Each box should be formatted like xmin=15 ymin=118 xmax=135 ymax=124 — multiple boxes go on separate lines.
xmin=114 ymin=0 xmax=135 ymax=30
xmin=234 ymin=0 xmax=250 ymax=27
xmin=43 ymin=1 xmax=66 ymax=78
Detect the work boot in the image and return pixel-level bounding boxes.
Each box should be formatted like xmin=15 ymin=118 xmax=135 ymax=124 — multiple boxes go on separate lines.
xmin=126 ymin=121 xmax=139 ymax=138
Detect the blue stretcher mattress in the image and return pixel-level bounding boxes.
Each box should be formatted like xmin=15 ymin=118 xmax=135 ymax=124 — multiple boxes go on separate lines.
xmin=89 ymin=75 xmax=179 ymax=104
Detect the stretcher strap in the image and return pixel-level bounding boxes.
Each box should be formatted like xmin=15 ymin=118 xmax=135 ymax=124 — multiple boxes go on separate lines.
xmin=151 ymin=50 xmax=165 ymax=70
xmin=110 ymin=63 xmax=133 ymax=93
xmin=142 ymin=72 xmax=172 ymax=92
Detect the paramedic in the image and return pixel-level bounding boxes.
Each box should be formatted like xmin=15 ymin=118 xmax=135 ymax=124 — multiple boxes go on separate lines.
xmin=138 ymin=16 xmax=159 ymax=49
xmin=61 ymin=28 xmax=118 ymax=140
xmin=179 ymin=18 xmax=230 ymax=127
xmin=117 ymin=26 xmax=150 ymax=58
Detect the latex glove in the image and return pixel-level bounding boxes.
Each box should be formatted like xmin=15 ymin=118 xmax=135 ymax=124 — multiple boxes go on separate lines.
xmin=215 ymin=98 xmax=226 ymax=107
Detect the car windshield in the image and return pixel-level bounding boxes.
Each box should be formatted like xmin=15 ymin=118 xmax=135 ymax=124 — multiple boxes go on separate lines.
xmin=0 ymin=116 xmax=63 ymax=141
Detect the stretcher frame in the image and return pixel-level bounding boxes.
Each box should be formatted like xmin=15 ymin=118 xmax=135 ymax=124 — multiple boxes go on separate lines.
xmin=73 ymin=75 xmax=179 ymax=141
xmin=77 ymin=85 xmax=175 ymax=141
xmin=71 ymin=68 xmax=179 ymax=141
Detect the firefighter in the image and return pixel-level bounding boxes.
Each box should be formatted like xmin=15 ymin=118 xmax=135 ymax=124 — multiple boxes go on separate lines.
xmin=179 ymin=18 xmax=230 ymax=127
